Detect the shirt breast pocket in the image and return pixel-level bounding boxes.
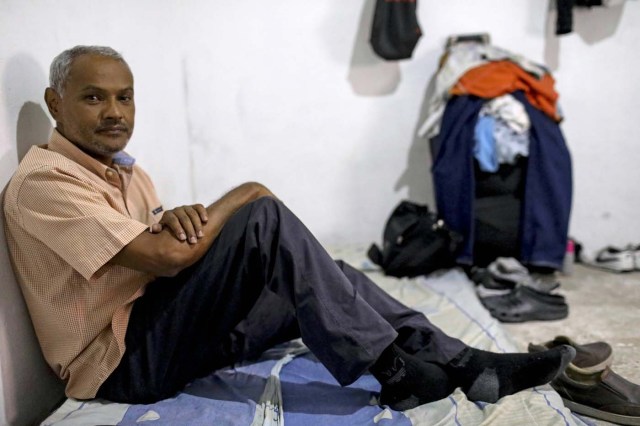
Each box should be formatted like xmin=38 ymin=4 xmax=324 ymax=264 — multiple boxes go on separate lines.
xmin=149 ymin=205 xmax=164 ymax=224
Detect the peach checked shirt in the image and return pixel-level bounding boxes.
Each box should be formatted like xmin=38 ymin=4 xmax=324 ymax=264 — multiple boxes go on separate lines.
xmin=3 ymin=129 xmax=163 ymax=399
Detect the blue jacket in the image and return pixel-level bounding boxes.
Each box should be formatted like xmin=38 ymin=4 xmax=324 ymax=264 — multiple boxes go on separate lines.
xmin=431 ymin=91 xmax=572 ymax=270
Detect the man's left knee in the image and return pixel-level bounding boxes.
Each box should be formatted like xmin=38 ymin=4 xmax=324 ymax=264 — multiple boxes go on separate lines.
xmin=243 ymin=196 xmax=286 ymax=233
xmin=249 ymin=196 xmax=281 ymax=211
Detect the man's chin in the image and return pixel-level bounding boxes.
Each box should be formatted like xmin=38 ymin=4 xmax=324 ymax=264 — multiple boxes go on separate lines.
xmin=92 ymin=136 xmax=130 ymax=156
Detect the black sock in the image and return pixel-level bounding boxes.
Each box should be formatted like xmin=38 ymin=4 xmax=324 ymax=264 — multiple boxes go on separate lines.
xmin=442 ymin=345 xmax=575 ymax=403
xmin=370 ymin=344 xmax=454 ymax=410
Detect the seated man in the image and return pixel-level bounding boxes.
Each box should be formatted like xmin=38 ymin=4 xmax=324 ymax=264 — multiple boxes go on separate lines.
xmin=3 ymin=45 xmax=575 ymax=409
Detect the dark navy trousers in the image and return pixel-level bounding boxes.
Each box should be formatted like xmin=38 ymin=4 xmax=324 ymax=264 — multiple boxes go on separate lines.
xmin=97 ymin=197 xmax=466 ymax=403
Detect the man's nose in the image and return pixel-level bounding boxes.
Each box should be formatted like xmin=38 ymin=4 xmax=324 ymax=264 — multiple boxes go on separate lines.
xmin=103 ymin=97 xmax=123 ymax=119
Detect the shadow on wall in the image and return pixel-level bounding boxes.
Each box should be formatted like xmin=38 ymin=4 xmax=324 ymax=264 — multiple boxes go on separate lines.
xmin=347 ymin=0 xmax=401 ymax=96
xmin=544 ymin=1 xmax=626 ymax=70
xmin=347 ymin=0 xmax=437 ymax=207
xmin=394 ymin=71 xmax=438 ymax=206
xmin=17 ymin=102 xmax=52 ymax=161
xmin=3 ymin=54 xmax=53 ymax=163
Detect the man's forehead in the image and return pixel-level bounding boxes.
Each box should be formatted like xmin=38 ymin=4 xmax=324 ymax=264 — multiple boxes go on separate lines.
xmin=67 ymin=55 xmax=133 ymax=89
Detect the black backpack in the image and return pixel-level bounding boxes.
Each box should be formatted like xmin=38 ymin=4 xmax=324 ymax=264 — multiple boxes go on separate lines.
xmin=368 ymin=201 xmax=461 ymax=278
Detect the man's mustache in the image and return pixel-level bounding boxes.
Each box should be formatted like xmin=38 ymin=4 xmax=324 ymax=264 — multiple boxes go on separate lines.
xmin=96 ymin=123 xmax=128 ymax=132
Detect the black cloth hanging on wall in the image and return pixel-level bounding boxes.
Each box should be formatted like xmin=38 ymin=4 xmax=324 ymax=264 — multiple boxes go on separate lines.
xmin=370 ymin=0 xmax=422 ymax=60
xmin=556 ymin=0 xmax=575 ymax=35
xmin=556 ymin=0 xmax=604 ymax=35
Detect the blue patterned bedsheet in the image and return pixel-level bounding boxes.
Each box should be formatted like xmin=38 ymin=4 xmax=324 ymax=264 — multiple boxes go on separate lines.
xmin=42 ymin=267 xmax=591 ymax=426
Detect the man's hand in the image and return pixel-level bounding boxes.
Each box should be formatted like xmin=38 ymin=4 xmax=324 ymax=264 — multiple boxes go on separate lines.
xmin=150 ymin=204 xmax=209 ymax=244
xmin=111 ymin=182 xmax=276 ymax=276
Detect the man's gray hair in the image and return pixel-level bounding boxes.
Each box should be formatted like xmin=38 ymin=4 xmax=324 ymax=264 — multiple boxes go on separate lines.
xmin=49 ymin=45 xmax=125 ymax=96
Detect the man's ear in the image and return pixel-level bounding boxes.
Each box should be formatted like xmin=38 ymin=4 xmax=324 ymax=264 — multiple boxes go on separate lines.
xmin=44 ymin=87 xmax=61 ymax=121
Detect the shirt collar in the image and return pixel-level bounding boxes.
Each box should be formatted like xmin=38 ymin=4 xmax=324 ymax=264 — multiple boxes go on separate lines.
xmin=47 ymin=129 xmax=136 ymax=189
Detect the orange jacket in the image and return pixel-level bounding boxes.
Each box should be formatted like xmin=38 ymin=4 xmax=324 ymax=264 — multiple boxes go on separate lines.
xmin=450 ymin=60 xmax=561 ymax=122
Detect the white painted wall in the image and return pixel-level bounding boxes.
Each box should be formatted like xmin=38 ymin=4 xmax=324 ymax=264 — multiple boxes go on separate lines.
xmin=2 ymin=0 xmax=640 ymax=251
xmin=1 ymin=0 xmax=639 ymax=424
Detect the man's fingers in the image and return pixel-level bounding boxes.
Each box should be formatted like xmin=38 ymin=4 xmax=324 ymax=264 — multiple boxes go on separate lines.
xmin=160 ymin=211 xmax=187 ymax=241
xmin=149 ymin=223 xmax=163 ymax=233
xmin=184 ymin=206 xmax=204 ymax=239
xmin=194 ymin=204 xmax=208 ymax=223
xmin=159 ymin=205 xmax=208 ymax=243
xmin=173 ymin=207 xmax=199 ymax=244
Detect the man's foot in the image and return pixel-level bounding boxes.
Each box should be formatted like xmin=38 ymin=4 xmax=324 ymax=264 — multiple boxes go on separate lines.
xmin=442 ymin=345 xmax=576 ymax=402
xmin=371 ymin=344 xmax=455 ymax=410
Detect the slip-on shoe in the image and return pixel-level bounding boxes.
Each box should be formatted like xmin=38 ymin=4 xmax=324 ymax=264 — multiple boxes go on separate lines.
xmin=480 ymin=285 xmax=568 ymax=323
xmin=552 ymin=366 xmax=640 ymax=425
xmin=528 ymin=335 xmax=613 ymax=373
xmin=481 ymin=285 xmax=567 ymax=309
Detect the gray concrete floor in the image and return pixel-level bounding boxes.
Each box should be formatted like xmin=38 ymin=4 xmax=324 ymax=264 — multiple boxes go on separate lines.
xmin=502 ymin=264 xmax=640 ymax=425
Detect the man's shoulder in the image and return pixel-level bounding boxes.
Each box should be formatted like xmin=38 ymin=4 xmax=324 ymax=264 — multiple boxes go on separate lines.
xmin=4 ymin=146 xmax=85 ymax=212
xmin=13 ymin=144 xmax=81 ymax=177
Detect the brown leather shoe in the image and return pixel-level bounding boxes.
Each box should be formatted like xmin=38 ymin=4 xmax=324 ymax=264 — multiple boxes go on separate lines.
xmin=528 ymin=335 xmax=613 ymax=373
xmin=551 ymin=366 xmax=640 ymax=425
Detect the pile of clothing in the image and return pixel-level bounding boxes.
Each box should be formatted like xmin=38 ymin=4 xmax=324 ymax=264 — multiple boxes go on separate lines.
xmin=471 ymin=257 xmax=568 ymax=322
xmin=529 ymin=336 xmax=640 ymax=425
xmin=473 ymin=93 xmax=531 ymax=174
xmin=418 ymin=41 xmax=560 ymax=142
xmin=423 ymin=39 xmax=572 ymax=272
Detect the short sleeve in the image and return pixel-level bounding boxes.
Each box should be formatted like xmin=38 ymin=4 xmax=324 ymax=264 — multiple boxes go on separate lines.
xmin=15 ymin=167 xmax=149 ymax=280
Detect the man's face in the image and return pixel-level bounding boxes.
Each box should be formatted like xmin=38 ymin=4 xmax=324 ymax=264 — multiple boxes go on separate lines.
xmin=47 ymin=54 xmax=135 ymax=164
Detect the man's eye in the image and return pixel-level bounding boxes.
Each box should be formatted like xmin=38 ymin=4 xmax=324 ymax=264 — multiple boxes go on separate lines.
xmin=119 ymin=96 xmax=133 ymax=103
xmin=85 ymin=95 xmax=100 ymax=103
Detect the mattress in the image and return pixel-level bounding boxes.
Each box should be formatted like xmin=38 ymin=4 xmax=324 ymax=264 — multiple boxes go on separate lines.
xmin=42 ymin=247 xmax=591 ymax=426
